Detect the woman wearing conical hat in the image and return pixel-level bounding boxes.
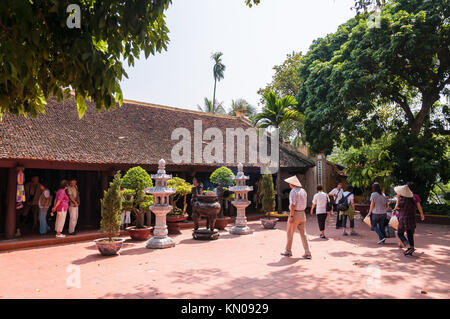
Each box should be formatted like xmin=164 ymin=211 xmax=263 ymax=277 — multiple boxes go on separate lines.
xmin=393 ymin=184 xmax=423 ymax=256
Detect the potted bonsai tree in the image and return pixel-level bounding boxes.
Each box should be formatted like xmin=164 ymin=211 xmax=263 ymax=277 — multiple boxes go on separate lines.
xmin=120 ymin=166 xmax=154 ymax=241
xmin=259 ymin=174 xmax=279 ymax=229
xmin=166 ymin=177 xmax=192 ymax=234
xmin=210 ymin=166 xmax=235 ymax=229
xmin=94 ymin=172 xmax=125 ymax=256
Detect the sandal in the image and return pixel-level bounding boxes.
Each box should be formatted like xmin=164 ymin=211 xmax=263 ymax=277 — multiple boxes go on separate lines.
xmin=280 ymin=252 xmax=292 ymax=257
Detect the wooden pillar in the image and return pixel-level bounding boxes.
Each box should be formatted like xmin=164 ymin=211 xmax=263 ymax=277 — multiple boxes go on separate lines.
xmin=100 ymin=171 xmax=109 ymax=197
xmin=5 ymin=167 xmax=17 ymax=239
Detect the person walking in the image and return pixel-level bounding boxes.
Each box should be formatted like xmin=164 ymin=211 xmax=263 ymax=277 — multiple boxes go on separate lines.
xmin=281 ymin=176 xmax=311 ymax=259
xmin=340 ymin=185 xmax=358 ymax=236
xmin=310 ymin=185 xmax=330 ymax=239
xmin=329 ymin=183 xmax=344 ymax=229
xmin=67 ymin=179 xmax=80 ymax=235
xmin=367 ymin=182 xmax=389 ymax=244
xmin=38 ymin=183 xmax=52 ymax=235
xmin=51 ymin=180 xmax=69 ymax=238
xmin=394 ymin=184 xmax=425 ymax=256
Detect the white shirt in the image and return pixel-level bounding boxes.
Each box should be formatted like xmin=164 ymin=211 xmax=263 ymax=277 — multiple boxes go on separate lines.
xmin=342 ymin=191 xmax=354 ymax=204
xmin=289 ymin=187 xmax=307 ymax=211
xmin=329 ymin=188 xmax=344 ymax=202
xmin=312 ymin=191 xmax=328 ymax=214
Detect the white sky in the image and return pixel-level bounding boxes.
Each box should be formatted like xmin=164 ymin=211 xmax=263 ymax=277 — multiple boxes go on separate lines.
xmin=120 ymin=0 xmax=356 ymax=112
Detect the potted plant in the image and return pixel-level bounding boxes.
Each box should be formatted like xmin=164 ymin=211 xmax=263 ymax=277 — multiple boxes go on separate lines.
xmin=94 ymin=172 xmax=125 ymax=256
xmin=259 ymin=174 xmax=279 ymax=229
xmin=166 ymin=177 xmax=192 ymax=233
xmin=210 ymin=166 xmax=235 ymax=229
xmin=121 ymin=166 xmax=154 ymax=241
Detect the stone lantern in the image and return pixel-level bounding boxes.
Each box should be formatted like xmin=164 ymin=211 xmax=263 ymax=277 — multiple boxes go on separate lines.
xmin=229 ymin=163 xmax=253 ymax=235
xmin=146 ymin=159 xmax=176 ymax=249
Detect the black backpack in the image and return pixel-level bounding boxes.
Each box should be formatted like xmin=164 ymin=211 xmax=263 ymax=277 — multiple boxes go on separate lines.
xmin=336 ymin=192 xmax=352 ymax=212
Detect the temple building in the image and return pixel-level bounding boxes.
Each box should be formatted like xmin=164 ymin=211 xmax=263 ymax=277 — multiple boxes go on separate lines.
xmin=0 ymin=96 xmax=316 ymax=239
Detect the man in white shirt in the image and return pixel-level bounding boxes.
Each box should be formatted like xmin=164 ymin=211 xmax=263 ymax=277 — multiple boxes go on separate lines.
xmin=329 ymin=183 xmax=344 ymax=229
xmin=311 ymin=185 xmax=330 ymax=239
xmin=281 ymin=175 xmax=311 ymax=259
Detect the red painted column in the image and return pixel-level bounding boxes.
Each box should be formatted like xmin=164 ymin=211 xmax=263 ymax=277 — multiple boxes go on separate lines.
xmin=5 ymin=167 xmax=17 ymax=239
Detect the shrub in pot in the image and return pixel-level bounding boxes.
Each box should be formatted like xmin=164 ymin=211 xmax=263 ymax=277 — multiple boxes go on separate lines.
xmin=260 ymin=174 xmax=278 ymax=229
xmin=121 ymin=166 xmax=153 ymax=240
xmin=94 ymin=172 xmax=125 ymax=256
xmin=166 ymin=177 xmax=192 ymax=233
xmin=210 ymin=166 xmax=235 ymax=229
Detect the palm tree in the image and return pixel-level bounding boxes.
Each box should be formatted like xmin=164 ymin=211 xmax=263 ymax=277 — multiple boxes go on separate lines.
xmin=211 ymin=52 xmax=225 ymax=111
xmin=197 ymin=97 xmax=226 ymax=114
xmin=253 ymin=91 xmax=300 ymax=213
xmin=228 ymin=98 xmax=257 ymax=119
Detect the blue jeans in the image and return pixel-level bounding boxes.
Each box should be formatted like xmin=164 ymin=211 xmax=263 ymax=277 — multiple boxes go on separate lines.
xmin=39 ymin=207 xmax=50 ymax=234
xmin=371 ymin=213 xmax=386 ymax=240
xmin=341 ymin=215 xmax=354 ymax=228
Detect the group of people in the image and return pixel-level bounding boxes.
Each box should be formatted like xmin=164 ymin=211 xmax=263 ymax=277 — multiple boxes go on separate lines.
xmin=281 ymin=176 xmax=425 ymax=259
xmin=16 ymin=177 xmax=80 ymax=238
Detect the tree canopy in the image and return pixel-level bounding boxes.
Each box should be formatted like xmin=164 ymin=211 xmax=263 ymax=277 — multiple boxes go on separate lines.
xmin=0 ymin=0 xmax=258 ymax=119
xmin=297 ymin=0 xmax=449 ymax=201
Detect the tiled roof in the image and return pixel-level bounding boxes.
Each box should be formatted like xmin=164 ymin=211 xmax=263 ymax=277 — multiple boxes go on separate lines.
xmin=0 ymin=97 xmax=315 ymax=169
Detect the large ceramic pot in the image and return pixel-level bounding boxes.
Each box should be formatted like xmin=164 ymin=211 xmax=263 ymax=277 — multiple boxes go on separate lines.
xmin=126 ymin=226 xmax=152 ymax=241
xmin=214 ymin=217 xmax=231 ymax=230
xmin=94 ymin=238 xmax=125 ymax=256
xmin=167 ymin=214 xmax=188 ymax=234
xmin=260 ymin=218 xmax=279 ymax=229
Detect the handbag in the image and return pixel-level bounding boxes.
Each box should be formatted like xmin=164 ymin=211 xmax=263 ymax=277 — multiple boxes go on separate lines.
xmin=363 ymin=214 xmax=372 ymax=228
xmin=326 ymin=195 xmax=332 ymax=212
xmin=389 ymin=215 xmax=399 ymax=230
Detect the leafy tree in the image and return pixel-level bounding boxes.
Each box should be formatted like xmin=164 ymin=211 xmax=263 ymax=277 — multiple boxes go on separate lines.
xmin=253 ymin=91 xmax=300 ymax=213
xmin=211 ymin=52 xmax=226 ymax=112
xmin=121 ymin=166 xmax=153 ymax=229
xmin=100 ymin=172 xmax=123 ymax=241
xmin=260 ymin=174 xmax=275 ymax=218
xmin=0 ymin=0 xmax=256 ymax=119
xmin=167 ymin=177 xmax=192 ymax=214
xmin=228 ymin=98 xmax=256 ymax=119
xmin=197 ymin=97 xmax=226 ymax=114
xmin=258 ymin=51 xmax=304 ymax=146
xmin=297 ymin=0 xmax=450 ymax=201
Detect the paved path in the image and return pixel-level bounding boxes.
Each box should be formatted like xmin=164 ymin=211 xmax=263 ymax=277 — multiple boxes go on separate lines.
xmin=0 ymin=215 xmax=449 ymax=299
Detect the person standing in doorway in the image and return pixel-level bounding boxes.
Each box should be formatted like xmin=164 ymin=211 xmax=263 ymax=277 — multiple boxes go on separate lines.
xmin=340 ymin=185 xmax=358 ymax=236
xmin=38 ymin=183 xmax=52 ymax=235
xmin=310 ymin=185 xmax=331 ymax=239
xmin=329 ymin=183 xmax=344 ymax=229
xmin=67 ymin=179 xmax=80 ymax=235
xmin=281 ymin=176 xmax=312 ymax=259
xmin=24 ymin=176 xmax=43 ymax=231
xmin=367 ymin=182 xmax=389 ymax=244
xmin=51 ymin=180 xmax=69 ymax=238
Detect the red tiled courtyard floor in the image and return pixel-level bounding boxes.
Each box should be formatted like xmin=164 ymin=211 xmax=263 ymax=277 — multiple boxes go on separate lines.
xmin=0 ymin=215 xmax=449 ymax=299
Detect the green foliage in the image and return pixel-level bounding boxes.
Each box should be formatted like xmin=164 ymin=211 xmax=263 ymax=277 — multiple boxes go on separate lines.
xmin=210 ymin=166 xmax=235 ymax=186
xmin=167 ymin=177 xmax=192 ymax=213
xmin=228 ymin=99 xmax=256 ymax=119
xmin=100 ymin=172 xmax=122 ymax=241
xmin=197 ymin=97 xmax=226 ymax=114
xmin=120 ymin=166 xmax=153 ymax=228
xmin=337 ymin=137 xmax=394 ymax=191
xmin=253 ymin=92 xmax=300 ymax=130
xmin=260 ymin=174 xmax=275 ymax=215
xmin=421 ymin=203 xmax=450 ymax=217
xmin=0 ymin=0 xmax=172 ymax=118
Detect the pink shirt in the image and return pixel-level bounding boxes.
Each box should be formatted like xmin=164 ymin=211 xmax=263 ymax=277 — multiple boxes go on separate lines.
xmin=55 ymin=189 xmax=69 ymax=211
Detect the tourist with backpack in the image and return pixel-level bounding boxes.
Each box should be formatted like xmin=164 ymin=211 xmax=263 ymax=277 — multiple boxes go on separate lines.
xmin=338 ymin=185 xmax=358 ymax=236
xmin=310 ymin=185 xmax=332 ymax=239
xmin=329 ymin=183 xmax=344 ymax=229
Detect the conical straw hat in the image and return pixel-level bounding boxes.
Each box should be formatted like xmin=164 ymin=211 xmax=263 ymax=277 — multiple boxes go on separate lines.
xmin=284 ymin=175 xmax=302 ymax=188
xmin=394 ymin=185 xmax=413 ymax=198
